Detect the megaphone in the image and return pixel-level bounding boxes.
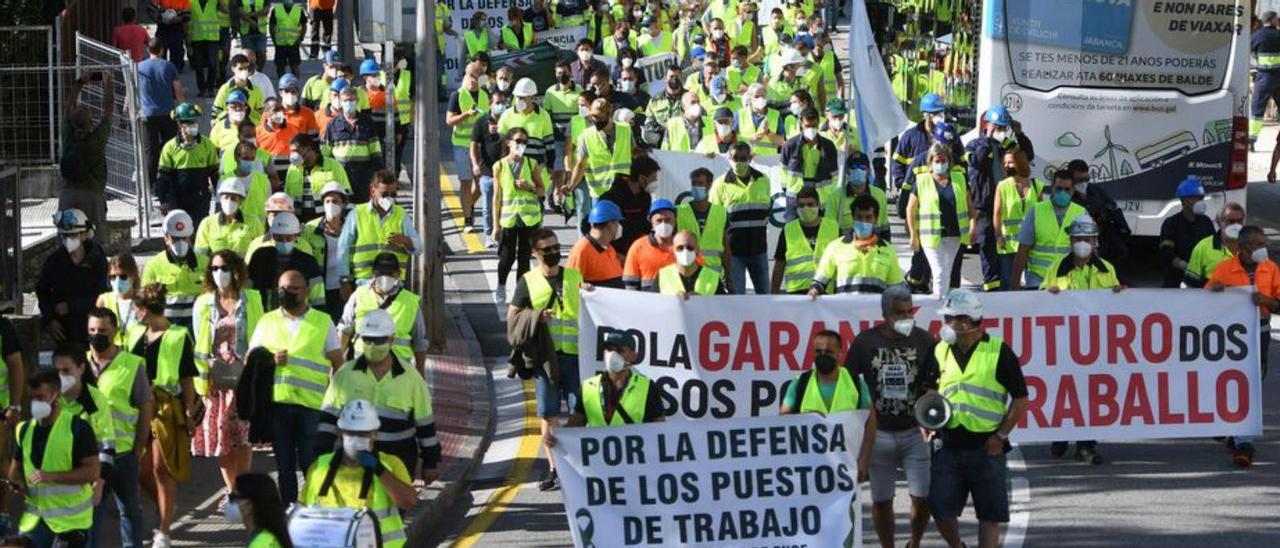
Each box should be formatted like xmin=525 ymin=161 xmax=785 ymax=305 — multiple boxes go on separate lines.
xmin=914 ymin=392 xmax=952 ymax=430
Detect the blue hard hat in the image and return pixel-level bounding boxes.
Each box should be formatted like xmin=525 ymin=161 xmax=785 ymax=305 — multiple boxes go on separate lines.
xmin=691 ymin=46 xmax=707 ymax=60
xmin=226 ymin=89 xmax=248 ymax=104
xmin=329 ymin=78 xmax=349 ymax=92
xmin=278 ymin=73 xmax=300 ymax=90
xmin=984 ymin=106 xmax=1011 ymax=126
xmin=359 ymin=58 xmax=381 ymax=76
xmin=649 ymin=199 xmax=676 ymax=217
xmin=932 ymin=122 xmax=957 ymax=144
xmin=1175 ymin=177 xmax=1205 ymax=199
xmin=324 ymin=50 xmax=342 ymax=64
xmin=589 ymin=199 xmax=623 ymax=224
xmin=919 ymin=93 xmax=946 ymax=113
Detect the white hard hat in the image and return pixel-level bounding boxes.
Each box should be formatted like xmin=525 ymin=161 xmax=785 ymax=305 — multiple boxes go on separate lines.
xmin=613 ymin=108 xmax=635 ymax=124
xmin=54 ymin=209 xmax=90 ymax=234
xmin=336 ymin=399 xmax=381 ymax=432
xmin=358 ymin=309 xmax=396 ymax=338
xmin=164 ymin=210 xmax=194 ymax=237
xmin=513 ymin=77 xmax=538 ymax=97
xmin=217 ymin=178 xmax=247 ymax=197
xmin=938 ymin=288 xmax=982 ymax=319
xmin=780 ymin=48 xmax=807 ymax=67
xmin=265 ymin=192 xmax=294 ymax=213
xmin=161 ymin=9 xmax=178 ymax=23
xmin=1067 ymin=214 xmax=1098 ymax=237
xmin=319 ymin=181 xmax=349 ymax=199
xmin=269 ymin=211 xmax=301 ymax=235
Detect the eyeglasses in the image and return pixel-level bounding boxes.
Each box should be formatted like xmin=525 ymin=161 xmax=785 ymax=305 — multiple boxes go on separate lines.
xmin=536 ymin=245 xmax=561 ymax=254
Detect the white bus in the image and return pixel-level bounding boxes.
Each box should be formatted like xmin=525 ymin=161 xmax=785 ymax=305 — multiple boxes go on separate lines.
xmin=977 ymin=0 xmax=1250 ymax=236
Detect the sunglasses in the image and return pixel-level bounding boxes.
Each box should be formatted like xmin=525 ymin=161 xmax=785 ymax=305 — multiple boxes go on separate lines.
xmin=361 ymin=336 xmax=392 ymax=345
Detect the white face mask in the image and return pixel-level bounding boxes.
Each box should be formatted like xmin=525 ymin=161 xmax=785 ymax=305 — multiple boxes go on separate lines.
xmin=939 ymin=324 xmax=958 ymax=345
xmin=30 ymin=400 xmax=51 ymax=422
xmin=60 ymin=374 xmax=78 ymax=394
xmin=622 ymin=57 xmax=635 ymax=68
xmin=751 ymin=96 xmax=768 ymax=111
xmin=1072 ymin=240 xmax=1093 ymax=259
xmin=686 ymin=105 xmax=703 ymax=120
xmin=931 ymin=113 xmax=946 ymax=126
xmin=802 ymin=127 xmax=818 ymax=140
xmin=478 ymin=74 xmax=491 ymax=88
xmin=829 ymin=118 xmax=844 ymax=130
xmin=62 ymin=236 xmax=82 ymax=254
xmin=645 ymin=181 xmax=659 ymax=194
xmin=290 ymin=152 xmax=305 ymax=165
xmin=893 ymin=319 xmax=915 ymax=337
xmin=789 ymin=102 xmax=803 ymax=116
xmin=497 ymin=79 xmax=512 ymax=91
xmin=170 ymin=240 xmax=190 ymax=258
xmin=516 ymin=98 xmax=530 ymax=111
xmin=235 ymin=69 xmax=250 ymax=81
xmin=377 ymin=196 xmax=395 ymax=211
xmin=653 ymin=222 xmax=674 ymax=238
xmin=271 ymin=113 xmax=286 ymax=126
xmin=281 ymin=92 xmax=298 ymax=107
xmin=1192 ymin=201 xmax=1208 ymax=215
xmin=992 ymin=129 xmax=1008 ymax=142
xmin=220 ymin=197 xmax=240 ymax=216
xmin=716 ymin=123 xmax=734 ymax=138
xmin=578 ymin=50 xmax=593 ymax=62
xmin=604 ymin=350 xmax=627 ymax=374
xmin=1252 ymin=247 xmax=1269 ymax=264
xmin=675 ymin=249 xmax=697 ymax=267
xmin=1074 ymin=182 xmax=1087 ymax=195
xmin=712 ymin=29 xmax=725 ymax=40
xmin=229 ymin=110 xmax=246 ymax=123
xmin=184 ymin=124 xmax=200 ymax=138
xmin=324 ymin=202 xmax=345 ymax=220
xmin=374 ymin=275 xmax=399 ymax=294
xmin=342 ymin=435 xmax=373 ymax=459
xmin=510 ymin=142 xmax=527 ymax=157
xmin=213 ymin=269 xmax=233 ymax=290
xmin=579 ymin=106 xmax=590 ymax=118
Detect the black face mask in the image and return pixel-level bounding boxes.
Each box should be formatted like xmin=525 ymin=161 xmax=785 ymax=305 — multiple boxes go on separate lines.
xmin=557 ymin=72 xmax=571 ymax=85
xmin=667 ymin=79 xmax=682 ymax=92
xmin=88 ymin=333 xmax=112 ymax=352
xmin=594 ymin=117 xmax=610 ymax=130
xmin=813 ymin=353 xmax=837 ymax=375
xmin=278 ymin=289 xmax=304 ymax=311
xmin=541 ymin=252 xmax=562 ymax=266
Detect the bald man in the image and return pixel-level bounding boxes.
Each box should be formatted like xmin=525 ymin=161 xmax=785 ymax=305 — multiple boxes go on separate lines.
xmin=248 ymin=269 xmax=344 ymax=504
xmin=657 ymin=230 xmax=726 ymax=297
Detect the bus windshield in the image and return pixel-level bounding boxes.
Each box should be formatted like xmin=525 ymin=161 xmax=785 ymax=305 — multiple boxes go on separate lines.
xmin=991 ymin=0 xmax=1242 ymax=95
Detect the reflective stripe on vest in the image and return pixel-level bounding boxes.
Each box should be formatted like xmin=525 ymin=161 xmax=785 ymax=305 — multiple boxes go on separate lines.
xmin=93 ymin=351 xmax=145 ymax=453
xmin=1259 ymin=53 xmax=1280 ymax=70
xmin=394 ymin=70 xmax=412 ymax=124
xmin=142 ymin=253 xmax=207 ymax=321
xmin=304 ymin=452 xmax=407 ymax=547
xmin=675 ymin=204 xmax=727 ymax=273
xmin=497 ymin=158 xmax=544 ymax=228
xmin=351 ymin=203 xmax=410 ymax=281
xmin=936 ymin=337 xmax=1009 ymax=432
xmin=465 ymin=29 xmax=490 ymax=58
xmin=1027 ymin=200 xmax=1085 ymax=279
xmin=995 ymin=177 xmax=1044 ymax=254
xmin=189 ymin=0 xmax=221 ymax=42
xmin=814 ymin=240 xmax=899 ymax=294
xmin=582 ymin=373 xmax=651 ymax=427
xmin=582 ymin=124 xmax=632 ymax=198
xmin=352 ymin=287 xmax=422 ymax=361
xmin=271 ymin=3 xmax=304 ymax=45
xmin=782 ymin=218 xmax=839 ymax=293
xmin=451 ymin=88 xmax=488 ymax=147
xmin=656 ymin=264 xmax=721 ymax=296
xmin=915 ymin=169 xmax=971 ymax=247
xmin=18 ymin=414 xmax=94 ymax=534
xmin=797 ymin=367 xmax=860 ymax=415
xmin=238 ymin=0 xmax=267 ymax=34
xmin=259 ymin=309 xmax=332 ymax=410
xmin=193 ymin=290 xmax=262 ymax=396
xmin=524 ymin=268 xmax=582 ymax=354
xmin=737 ymin=108 xmax=781 ymax=155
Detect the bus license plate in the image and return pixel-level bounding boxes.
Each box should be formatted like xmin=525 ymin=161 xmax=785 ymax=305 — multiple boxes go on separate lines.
xmin=1119 ymin=201 xmax=1142 ymax=213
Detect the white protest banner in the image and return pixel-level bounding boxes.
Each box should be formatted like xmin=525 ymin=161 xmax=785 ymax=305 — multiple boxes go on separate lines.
xmin=534 ymin=25 xmax=588 ymax=49
xmin=447 ymin=0 xmax=533 ymax=87
xmin=553 ymin=411 xmax=865 ymax=548
xmin=637 ymin=52 xmax=678 ymax=96
xmin=577 ymin=288 xmax=1263 ymax=442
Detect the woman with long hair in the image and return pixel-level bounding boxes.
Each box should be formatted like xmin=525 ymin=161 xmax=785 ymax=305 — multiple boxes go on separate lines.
xmin=130 ymin=283 xmax=199 ymax=547
xmin=97 ymin=253 xmax=141 ymax=346
xmin=227 ymin=473 xmax=293 ymax=547
xmin=190 ymin=250 xmax=262 ymax=508
xmin=490 ymin=126 xmax=546 ymax=303
xmin=991 ymin=149 xmax=1046 ymax=290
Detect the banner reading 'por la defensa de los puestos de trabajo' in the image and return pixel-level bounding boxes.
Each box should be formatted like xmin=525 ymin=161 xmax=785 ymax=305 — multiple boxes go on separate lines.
xmin=552 ymin=411 xmax=867 ymax=548
xmin=577 ymin=288 xmax=1263 ymax=442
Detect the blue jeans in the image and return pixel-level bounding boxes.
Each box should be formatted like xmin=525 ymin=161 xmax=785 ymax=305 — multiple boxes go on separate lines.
xmin=273 ymin=403 xmax=322 ymax=505
xmin=574 ymin=186 xmax=593 ymax=234
xmin=26 ymin=518 xmax=88 ymax=548
xmin=729 ymin=252 xmax=769 ymax=294
xmin=997 ymin=253 xmax=1015 ymax=291
xmin=90 ymin=451 xmax=144 ymax=548
xmin=479 ymin=175 xmax=495 ymax=236
xmin=535 ymin=353 xmax=582 ymax=418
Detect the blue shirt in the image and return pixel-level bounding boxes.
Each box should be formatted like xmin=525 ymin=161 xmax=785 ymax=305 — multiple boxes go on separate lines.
xmin=137 ymin=57 xmax=178 ymax=117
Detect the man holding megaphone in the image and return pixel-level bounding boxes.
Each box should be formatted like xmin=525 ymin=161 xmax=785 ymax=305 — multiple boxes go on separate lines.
xmin=927 ymin=288 xmax=1029 ymax=548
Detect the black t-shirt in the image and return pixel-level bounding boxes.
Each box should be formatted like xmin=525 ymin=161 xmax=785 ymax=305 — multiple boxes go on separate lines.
xmin=15 ymin=414 xmax=98 ymax=474
xmin=680 ymin=267 xmax=727 ymax=294
xmin=472 ymin=116 xmax=505 ymax=178
xmin=246 ymin=248 xmax=325 ymax=310
xmin=774 ymin=222 xmax=822 ymax=261
xmin=130 ymin=330 xmax=199 ymax=382
xmin=1 ymin=318 xmax=21 ymax=359
xmin=574 ymin=372 xmax=667 ymax=423
xmin=847 ymin=326 xmax=940 ymax=431
xmin=936 ymin=335 xmax=1028 ymax=450
xmin=511 ymin=270 xmax=564 ymax=310
xmin=600 ymin=181 xmax=652 ymax=256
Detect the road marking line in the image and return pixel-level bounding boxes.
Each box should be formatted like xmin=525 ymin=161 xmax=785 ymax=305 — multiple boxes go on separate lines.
xmin=440 ymin=167 xmax=485 ymax=253
xmin=170 ymin=484 xmax=234 ymax=532
xmin=1005 ymin=445 xmax=1030 ymax=548
xmin=449 ymin=379 xmax=540 ymax=548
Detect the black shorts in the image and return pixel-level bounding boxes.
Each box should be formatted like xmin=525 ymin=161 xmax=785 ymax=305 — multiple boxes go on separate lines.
xmin=927 ymin=442 xmax=1010 ymax=523
xmin=275 ymin=45 xmax=301 ymax=68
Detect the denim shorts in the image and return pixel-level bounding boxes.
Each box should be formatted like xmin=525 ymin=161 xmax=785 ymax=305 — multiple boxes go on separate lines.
xmin=534 ymin=353 xmax=581 ymax=418
xmin=927 ymin=442 xmax=1010 ymax=523
xmin=452 ymin=145 xmax=474 ymax=181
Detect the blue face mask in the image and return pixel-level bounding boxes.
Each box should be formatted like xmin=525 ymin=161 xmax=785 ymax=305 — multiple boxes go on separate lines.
xmin=690 ymin=186 xmax=709 ymax=201
xmin=931 ymin=162 xmax=948 ymax=175
xmin=846 ymin=168 xmax=868 ymax=187
xmin=852 ymin=221 xmax=875 ymax=239
xmin=111 ymin=277 xmax=131 ymax=295
xmin=1051 ymin=189 xmax=1072 ymax=207
xmin=238 ymin=160 xmax=256 ymax=173
xmin=276 ymin=241 xmax=295 ymax=255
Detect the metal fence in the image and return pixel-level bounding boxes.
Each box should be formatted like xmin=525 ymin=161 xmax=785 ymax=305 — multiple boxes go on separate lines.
xmin=0 ymin=165 xmax=21 ymax=314
xmin=0 ymin=26 xmax=56 ymax=165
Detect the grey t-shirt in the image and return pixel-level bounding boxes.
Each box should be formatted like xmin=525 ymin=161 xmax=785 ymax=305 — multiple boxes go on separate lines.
xmin=846 ymin=326 xmax=940 ymax=431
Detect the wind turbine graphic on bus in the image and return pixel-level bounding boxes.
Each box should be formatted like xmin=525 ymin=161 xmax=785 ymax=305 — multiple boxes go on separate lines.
xmin=1093 ymin=125 xmax=1130 ymax=181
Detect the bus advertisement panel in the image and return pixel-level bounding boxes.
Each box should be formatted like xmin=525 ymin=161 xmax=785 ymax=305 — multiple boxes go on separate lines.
xmin=977 ymin=0 xmax=1249 ymax=236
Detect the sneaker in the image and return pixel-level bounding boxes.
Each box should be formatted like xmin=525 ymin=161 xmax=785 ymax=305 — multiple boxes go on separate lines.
xmin=1075 ymin=446 xmax=1103 ymax=465
xmin=494 ymin=284 xmax=506 ymax=305
xmin=462 ymin=223 xmax=474 ymax=234
xmin=1050 ymin=441 xmax=1068 ymax=457
xmin=1232 ymin=443 xmax=1255 ymax=468
xmin=485 ymin=236 xmax=498 ymax=249
xmin=152 ymin=530 xmax=172 ymax=548
xmin=538 ymin=470 xmax=560 ymax=492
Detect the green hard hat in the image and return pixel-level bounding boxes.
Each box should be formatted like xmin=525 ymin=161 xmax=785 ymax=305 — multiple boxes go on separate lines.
xmin=172 ymin=102 xmax=201 ymax=122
